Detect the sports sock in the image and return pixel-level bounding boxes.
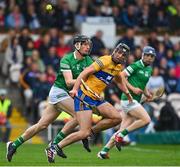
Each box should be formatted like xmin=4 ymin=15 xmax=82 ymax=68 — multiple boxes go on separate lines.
xmin=54 ymin=144 xmax=61 ymax=152
xmin=12 ymin=136 xmax=25 ymax=149
xmin=118 ymin=129 xmax=129 ymax=138
xmin=101 ymin=147 xmax=110 ymax=154
xmin=52 ymin=131 xmax=66 ymax=145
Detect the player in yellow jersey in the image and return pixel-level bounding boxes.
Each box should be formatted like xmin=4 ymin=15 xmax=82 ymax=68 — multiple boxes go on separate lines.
xmin=46 ymin=43 xmax=133 ymax=162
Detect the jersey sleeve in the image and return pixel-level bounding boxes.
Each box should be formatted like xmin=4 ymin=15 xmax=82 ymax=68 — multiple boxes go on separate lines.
xmin=124 ymin=62 xmax=139 ymax=76
xmin=92 ymin=56 xmax=109 ymax=71
xmin=60 ymin=56 xmax=71 ymax=71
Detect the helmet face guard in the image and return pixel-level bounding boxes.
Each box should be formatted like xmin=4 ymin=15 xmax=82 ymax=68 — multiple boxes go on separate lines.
xmin=112 ymin=43 xmax=130 ymax=56
xmin=112 ymin=43 xmax=130 ymax=64
xmin=73 ymin=35 xmax=92 ymax=55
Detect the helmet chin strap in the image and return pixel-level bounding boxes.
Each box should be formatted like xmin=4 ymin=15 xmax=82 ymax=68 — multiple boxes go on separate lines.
xmin=75 ymin=42 xmax=86 ymax=57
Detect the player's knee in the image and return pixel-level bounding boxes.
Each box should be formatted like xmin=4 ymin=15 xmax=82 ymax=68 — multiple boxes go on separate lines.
xmin=79 ymin=130 xmax=91 ymax=139
xmin=143 ymin=116 xmax=151 ymax=125
xmin=37 ymin=122 xmax=49 ymax=130
xmin=113 ymin=115 xmax=122 ymax=125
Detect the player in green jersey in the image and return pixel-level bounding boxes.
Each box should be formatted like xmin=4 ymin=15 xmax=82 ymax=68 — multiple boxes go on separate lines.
xmin=98 ymin=46 xmax=156 ymax=159
xmin=6 ymin=35 xmax=93 ymax=162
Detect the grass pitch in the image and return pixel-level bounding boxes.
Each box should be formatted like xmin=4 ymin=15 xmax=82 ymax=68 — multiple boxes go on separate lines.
xmin=0 ymin=143 xmax=180 ymax=166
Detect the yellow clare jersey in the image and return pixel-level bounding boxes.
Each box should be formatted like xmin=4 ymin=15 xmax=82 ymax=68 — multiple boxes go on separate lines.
xmin=80 ymin=55 xmax=123 ymax=99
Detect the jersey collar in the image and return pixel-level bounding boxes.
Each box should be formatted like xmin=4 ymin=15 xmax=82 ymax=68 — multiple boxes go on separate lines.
xmin=140 ymin=59 xmax=145 ymax=67
xmin=73 ymin=52 xmax=77 ymax=59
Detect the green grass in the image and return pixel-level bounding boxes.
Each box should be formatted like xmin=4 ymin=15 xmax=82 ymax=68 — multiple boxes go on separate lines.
xmin=0 ymin=143 xmax=180 ymax=166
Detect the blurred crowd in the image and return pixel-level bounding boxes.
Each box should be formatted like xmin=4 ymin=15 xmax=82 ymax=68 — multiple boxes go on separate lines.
xmin=0 ymin=0 xmax=180 ymax=32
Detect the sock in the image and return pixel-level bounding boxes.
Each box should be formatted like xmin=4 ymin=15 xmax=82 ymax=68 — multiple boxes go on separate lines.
xmin=54 ymin=144 xmax=61 ymax=152
xmin=12 ymin=136 xmax=25 ymax=149
xmin=118 ymin=129 xmax=129 ymax=138
xmin=52 ymin=131 xmax=66 ymax=145
xmin=101 ymin=147 xmax=110 ymax=154
xmin=90 ymin=129 xmax=95 ymax=137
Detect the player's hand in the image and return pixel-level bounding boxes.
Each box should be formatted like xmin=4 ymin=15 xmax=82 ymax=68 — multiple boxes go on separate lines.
xmin=126 ymin=92 xmax=133 ymax=103
xmin=132 ymin=88 xmax=143 ymax=95
xmin=144 ymin=91 xmax=153 ymax=102
xmin=69 ymin=89 xmax=78 ymax=98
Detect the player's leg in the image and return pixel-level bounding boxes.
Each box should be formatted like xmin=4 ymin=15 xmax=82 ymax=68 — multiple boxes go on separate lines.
xmin=46 ymin=110 xmax=92 ymax=162
xmin=51 ymin=98 xmax=78 ymax=145
xmin=115 ymin=105 xmax=151 ymax=147
xmin=58 ymin=110 xmax=92 ymax=148
xmin=91 ymin=102 xmax=122 ymax=133
xmin=6 ymin=104 xmax=59 ymax=162
xmin=98 ymin=111 xmax=134 ymax=159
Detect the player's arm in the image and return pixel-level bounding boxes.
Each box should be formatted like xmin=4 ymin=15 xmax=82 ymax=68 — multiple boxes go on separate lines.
xmin=115 ymin=73 xmax=133 ymax=103
xmin=60 ymin=57 xmax=76 ymax=88
xmin=122 ymin=62 xmax=144 ymax=95
xmin=70 ymin=56 xmax=107 ymax=97
xmin=70 ymin=64 xmax=96 ymax=97
xmin=121 ymin=70 xmax=143 ymax=95
xmin=63 ymin=71 xmax=76 ymax=89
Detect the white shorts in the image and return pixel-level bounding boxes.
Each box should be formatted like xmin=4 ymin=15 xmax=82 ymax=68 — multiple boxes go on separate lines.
xmin=121 ymin=100 xmax=142 ymax=113
xmin=48 ymin=86 xmax=71 ymax=104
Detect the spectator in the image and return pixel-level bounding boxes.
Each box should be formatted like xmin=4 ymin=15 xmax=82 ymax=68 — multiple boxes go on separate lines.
xmin=158 ymin=57 xmax=168 ymax=78
xmin=163 ymin=32 xmax=173 ymax=50
xmin=6 ymin=5 xmax=25 ymax=29
xmin=31 ymin=49 xmax=45 ymax=73
xmin=18 ymin=27 xmax=32 ymax=53
xmin=147 ymin=67 xmax=165 ymax=90
xmin=19 ymin=62 xmax=40 ymax=118
xmin=173 ymin=42 xmax=180 ymax=62
xmin=134 ymin=46 xmax=142 ymax=61
xmin=116 ymin=28 xmax=135 ymax=51
xmin=32 ymin=73 xmax=51 ymax=123
xmin=56 ymin=36 xmax=71 ymax=58
xmin=46 ymin=65 xmax=56 ymax=85
xmin=121 ymin=5 xmax=137 ymax=28
xmin=165 ymin=68 xmax=178 ymax=94
xmin=26 ymin=4 xmax=41 ymax=30
xmin=56 ymin=0 xmax=74 ymax=32
xmin=154 ymin=10 xmax=169 ymax=31
xmin=43 ymin=46 xmax=59 ymax=72
xmin=2 ymin=37 xmax=23 ymax=79
xmin=100 ymin=0 xmax=112 ymax=16
xmin=155 ymin=101 xmax=180 ymax=131
xmin=49 ymin=28 xmax=59 ymax=46
xmin=112 ymin=6 xmax=122 ymax=27
xmin=75 ymin=6 xmax=87 ymax=30
xmin=91 ymin=30 xmax=105 ymax=57
xmin=166 ymin=49 xmax=176 ymax=68
xmin=175 ymin=62 xmax=180 ymax=79
xmin=39 ymin=34 xmax=51 ymax=60
xmin=24 ymin=39 xmax=34 ymax=58
xmin=127 ymin=54 xmax=135 ymax=65
xmin=138 ymin=4 xmax=151 ymax=29
xmin=149 ymin=0 xmax=164 ymax=27
xmin=76 ymin=0 xmax=94 ymax=16
xmin=148 ymin=30 xmax=159 ymax=50
xmin=156 ymin=42 xmax=166 ymax=64
xmin=0 ymin=7 xmax=4 ymax=27
xmin=0 ymin=89 xmax=12 ymax=142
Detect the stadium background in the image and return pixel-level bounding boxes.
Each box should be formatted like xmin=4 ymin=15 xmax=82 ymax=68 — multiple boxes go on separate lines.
xmin=0 ymin=0 xmax=180 ymax=165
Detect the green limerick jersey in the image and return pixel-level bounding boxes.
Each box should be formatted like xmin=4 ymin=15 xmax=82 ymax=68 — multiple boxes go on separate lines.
xmin=54 ymin=52 xmax=93 ymax=91
xmin=121 ymin=60 xmax=153 ymax=102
